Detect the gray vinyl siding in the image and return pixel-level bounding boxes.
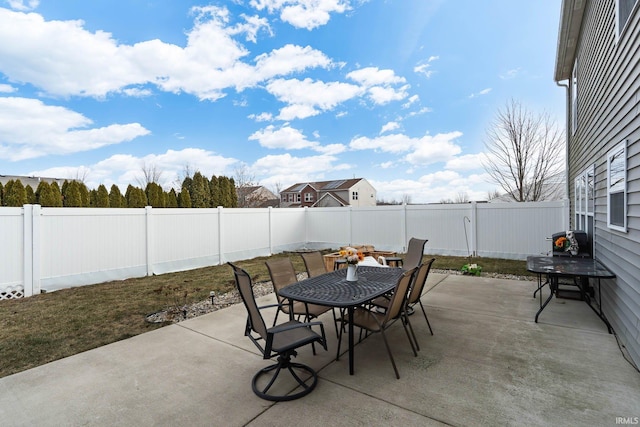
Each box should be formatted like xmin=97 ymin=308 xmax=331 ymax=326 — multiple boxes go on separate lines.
xmin=571 ymin=0 xmax=640 ymax=367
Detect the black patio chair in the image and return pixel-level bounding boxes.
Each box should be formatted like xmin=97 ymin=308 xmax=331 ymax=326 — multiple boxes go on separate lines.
xmin=228 ymin=262 xmax=327 ymax=401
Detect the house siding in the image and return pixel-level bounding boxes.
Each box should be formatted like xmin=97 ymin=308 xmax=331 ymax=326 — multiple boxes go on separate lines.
xmin=569 ymin=0 xmax=640 ymax=367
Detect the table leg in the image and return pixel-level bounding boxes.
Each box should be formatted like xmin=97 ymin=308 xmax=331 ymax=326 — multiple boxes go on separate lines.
xmin=348 ymin=306 xmax=354 ymax=375
xmin=535 ymin=275 xmax=555 ymax=323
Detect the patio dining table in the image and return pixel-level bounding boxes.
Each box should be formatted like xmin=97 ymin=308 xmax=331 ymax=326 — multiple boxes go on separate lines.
xmin=527 ymin=256 xmax=616 ymax=333
xmin=278 ymin=265 xmax=405 ymax=375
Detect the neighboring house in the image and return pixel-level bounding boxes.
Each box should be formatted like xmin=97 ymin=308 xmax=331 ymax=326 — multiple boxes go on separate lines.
xmin=555 ymin=0 xmax=640 ymax=368
xmin=236 ymin=185 xmax=279 ymax=208
xmin=280 ymin=178 xmax=376 ymax=208
xmin=0 ymin=175 xmax=66 ymax=188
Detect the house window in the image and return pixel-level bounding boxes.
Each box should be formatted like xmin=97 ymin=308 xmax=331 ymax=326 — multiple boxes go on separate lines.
xmin=288 ymin=194 xmax=293 ymax=202
xmin=618 ymin=0 xmax=638 ymax=36
xmin=296 ymin=194 xmax=301 ymax=202
xmin=575 ymin=165 xmax=595 ymax=249
xmin=352 ymin=191 xmax=358 ymax=200
xmin=304 ymin=193 xmax=313 ymax=202
xmin=571 ymin=59 xmax=578 ymax=135
xmin=281 ymin=194 xmax=286 ymax=202
xmin=607 ymin=141 xmax=627 ymax=231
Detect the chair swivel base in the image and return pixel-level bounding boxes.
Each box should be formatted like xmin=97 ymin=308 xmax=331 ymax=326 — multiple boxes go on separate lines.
xmin=251 ymin=354 xmax=318 ymax=401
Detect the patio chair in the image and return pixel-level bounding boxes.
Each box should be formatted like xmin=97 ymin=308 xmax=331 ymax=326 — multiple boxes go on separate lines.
xmin=402 ymin=237 xmax=428 ymax=270
xmin=300 ymin=251 xmax=342 ymax=335
xmin=338 ymin=267 xmax=418 ymax=379
xmin=300 ymin=251 xmax=327 ymax=278
xmin=265 ymin=258 xmax=334 ymax=328
xmin=370 ymin=258 xmax=435 ymax=350
xmin=228 ymin=262 xmax=327 ymax=401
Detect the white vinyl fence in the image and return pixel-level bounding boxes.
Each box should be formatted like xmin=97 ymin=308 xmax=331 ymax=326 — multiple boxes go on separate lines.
xmin=0 ymin=201 xmax=569 ymax=299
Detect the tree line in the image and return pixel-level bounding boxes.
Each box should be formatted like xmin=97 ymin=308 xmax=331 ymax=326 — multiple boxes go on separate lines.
xmin=0 ymin=172 xmax=238 ymax=208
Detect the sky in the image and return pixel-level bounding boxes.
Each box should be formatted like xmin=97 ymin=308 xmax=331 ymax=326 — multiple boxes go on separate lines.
xmin=0 ymin=0 xmax=566 ymax=203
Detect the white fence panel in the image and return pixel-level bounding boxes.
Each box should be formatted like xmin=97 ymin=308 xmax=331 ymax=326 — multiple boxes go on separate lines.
xmin=476 ymin=201 xmax=569 ymax=260
xmin=351 ymin=205 xmax=406 ymax=252
xmin=406 ymin=204 xmax=473 ymax=257
xmin=270 ymin=208 xmax=306 ymax=251
xmin=0 ymin=208 xmax=24 ymax=298
xmin=305 ymin=207 xmax=351 ymax=248
xmin=220 ymin=208 xmax=272 ymax=262
xmin=39 ymin=208 xmax=148 ymax=291
xmin=0 ymin=201 xmax=570 ymax=296
xmin=151 ymin=208 xmax=221 ymax=275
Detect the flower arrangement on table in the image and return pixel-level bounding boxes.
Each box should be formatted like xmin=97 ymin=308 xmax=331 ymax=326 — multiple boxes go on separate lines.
xmin=461 ymin=263 xmax=482 ymax=276
xmin=339 ymin=247 xmax=365 ymax=264
xmin=554 ymin=236 xmax=569 ymax=251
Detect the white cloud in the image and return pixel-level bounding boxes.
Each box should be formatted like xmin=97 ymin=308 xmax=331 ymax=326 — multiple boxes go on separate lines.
xmin=248 ymin=124 xmax=318 ymax=149
xmin=0 ymin=97 xmax=150 ymax=161
xmin=500 ymin=68 xmax=521 ymax=80
xmin=0 ymin=83 xmax=16 ymax=93
xmin=380 ymin=122 xmax=400 ymax=134
xmin=402 ymin=94 xmax=419 ymax=109
xmin=350 ymin=131 xmax=462 ymax=166
xmin=445 ymin=153 xmax=485 ymax=171
xmin=249 ymin=0 xmax=351 ymax=30
xmin=0 ymin=8 xmax=329 ymax=100
xmin=251 ymin=152 xmax=340 ymax=176
xmin=368 ymin=84 xmax=409 ymax=104
xmin=31 ymin=148 xmax=237 ymax=191
xmin=346 ymin=67 xmax=406 ymax=87
xmin=248 ymin=112 xmax=274 ymax=122
xmin=469 ymin=88 xmax=492 ymax=98
xmin=266 ymin=78 xmax=362 ymax=120
xmin=5 ymin=0 xmax=38 ymax=11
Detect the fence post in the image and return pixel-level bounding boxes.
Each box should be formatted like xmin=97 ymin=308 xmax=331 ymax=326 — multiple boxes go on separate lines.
xmin=348 ymin=206 xmax=353 ymax=246
xmin=470 ymin=201 xmax=478 ymax=257
xmin=268 ymin=206 xmax=273 ymax=255
xmin=22 ymin=205 xmax=33 ymax=297
xmin=304 ymin=206 xmax=309 ymax=247
xmin=218 ymin=206 xmax=224 ymax=265
xmin=32 ymin=204 xmax=41 ymax=295
xmin=145 ymin=206 xmax=153 ymax=276
xmin=402 ymin=203 xmax=408 ymax=252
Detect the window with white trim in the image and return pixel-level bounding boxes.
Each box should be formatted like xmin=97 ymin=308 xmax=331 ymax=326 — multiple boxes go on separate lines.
xmin=352 ymin=191 xmax=358 ymax=200
xmin=304 ymin=193 xmax=313 ymax=202
xmin=575 ymin=165 xmax=595 ymax=252
xmin=296 ymin=194 xmax=301 ymax=202
xmin=607 ymin=141 xmax=627 ymax=231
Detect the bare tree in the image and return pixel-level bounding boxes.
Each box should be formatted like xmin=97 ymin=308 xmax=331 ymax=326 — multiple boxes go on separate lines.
xmin=137 ymin=162 xmax=164 ymax=188
xmin=454 ymin=191 xmax=469 ymax=203
xmin=234 ymin=165 xmax=266 ymax=208
xmin=401 ymin=194 xmax=412 ymax=205
xmin=482 ymin=99 xmax=564 ymax=202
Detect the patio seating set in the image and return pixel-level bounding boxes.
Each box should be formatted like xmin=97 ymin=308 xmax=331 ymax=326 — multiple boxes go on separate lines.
xmin=228 ymin=238 xmax=435 ymax=401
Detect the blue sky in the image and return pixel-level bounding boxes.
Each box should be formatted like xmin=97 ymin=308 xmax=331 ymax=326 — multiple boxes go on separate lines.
xmin=0 ymin=0 xmax=565 ymax=203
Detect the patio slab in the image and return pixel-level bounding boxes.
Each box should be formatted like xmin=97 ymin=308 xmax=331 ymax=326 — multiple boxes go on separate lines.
xmin=0 ymin=273 xmax=638 ymax=426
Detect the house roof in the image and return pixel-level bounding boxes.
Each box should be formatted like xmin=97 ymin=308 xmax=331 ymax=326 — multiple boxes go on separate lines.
xmin=313 ymin=192 xmax=348 ymax=207
xmin=554 ymin=0 xmax=586 ymax=81
xmin=282 ymin=178 xmax=365 ymax=193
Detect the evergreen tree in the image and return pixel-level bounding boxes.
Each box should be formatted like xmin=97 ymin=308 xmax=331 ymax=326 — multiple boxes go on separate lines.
xmin=166 ymin=188 xmax=178 ymax=207
xmin=50 ymin=182 xmax=63 ymax=207
xmin=36 ymin=181 xmax=57 ymax=207
xmin=178 ymin=185 xmax=192 ymax=208
xmin=95 ymin=184 xmax=110 ymax=207
xmin=127 ymin=186 xmax=147 ymax=208
xmin=145 ymin=182 xmax=165 ymax=207
xmin=181 ymin=176 xmax=193 ymax=198
xmin=79 ymin=182 xmax=90 ymax=207
xmin=25 ymin=185 xmax=36 ymax=204
xmin=4 ymin=179 xmax=27 ymax=207
xmin=63 ymin=181 xmax=83 ymax=207
xmin=190 ymin=172 xmax=210 ymax=208
xmin=109 ymin=184 xmax=123 ymax=208
xmin=89 ymin=189 xmax=98 ymax=206
xmin=229 ymin=177 xmax=238 ymax=207
xmin=0 ymin=182 xmax=3 ymax=205
xmin=209 ymin=175 xmax=220 ymax=207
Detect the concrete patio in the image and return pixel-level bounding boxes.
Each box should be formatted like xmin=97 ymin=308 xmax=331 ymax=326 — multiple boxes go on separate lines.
xmin=1 ymin=272 xmax=638 ymax=426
